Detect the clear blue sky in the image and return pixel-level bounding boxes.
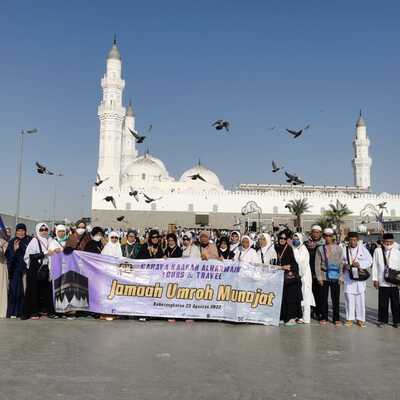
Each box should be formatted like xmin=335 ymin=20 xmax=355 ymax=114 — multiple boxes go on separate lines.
xmin=0 ymin=0 xmax=399 ymax=221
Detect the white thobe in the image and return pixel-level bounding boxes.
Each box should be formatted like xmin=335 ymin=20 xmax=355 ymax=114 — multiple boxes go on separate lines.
xmin=342 ymin=244 xmax=372 ymax=322
xmin=234 ymin=247 xmax=259 ymax=264
xmin=372 ymin=246 xmax=400 ymax=288
xmin=257 ymin=245 xmax=277 ymax=266
xmin=293 ymin=245 xmax=315 ymax=323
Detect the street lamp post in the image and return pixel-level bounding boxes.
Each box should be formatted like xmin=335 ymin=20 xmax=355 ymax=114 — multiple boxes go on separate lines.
xmin=52 ymin=173 xmax=63 ymax=228
xmin=15 ymin=128 xmax=37 ymax=226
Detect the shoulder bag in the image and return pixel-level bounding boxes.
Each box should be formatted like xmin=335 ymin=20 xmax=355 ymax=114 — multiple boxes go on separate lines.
xmin=382 ymin=247 xmax=400 ymax=285
xmin=346 ymin=247 xmax=370 ymax=281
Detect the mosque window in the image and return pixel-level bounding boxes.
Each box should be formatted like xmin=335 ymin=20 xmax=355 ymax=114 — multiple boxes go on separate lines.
xmin=142 ymin=173 xmax=146 ymax=180
xmin=188 ymin=204 xmax=194 ymax=212
xmin=391 ymin=209 xmax=396 ymax=217
xmin=273 ymin=206 xmax=278 ymax=214
xmin=151 ymin=203 xmax=156 ymax=211
xmin=212 ymin=205 xmax=218 ymax=213
xmin=126 ymin=203 xmax=131 ymax=210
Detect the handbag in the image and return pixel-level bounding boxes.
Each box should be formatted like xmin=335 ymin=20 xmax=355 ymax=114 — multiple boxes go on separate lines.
xmin=346 ymin=247 xmax=370 ymax=281
xmin=382 ymin=247 xmax=400 ymax=285
xmin=322 ymin=245 xmax=340 ymax=281
xmin=36 ymin=239 xmax=50 ymax=282
xmin=277 ymin=244 xmax=300 ymax=285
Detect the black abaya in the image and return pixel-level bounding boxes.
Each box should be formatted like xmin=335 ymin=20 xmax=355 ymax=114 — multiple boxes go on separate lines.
xmin=275 ymin=243 xmax=303 ymax=322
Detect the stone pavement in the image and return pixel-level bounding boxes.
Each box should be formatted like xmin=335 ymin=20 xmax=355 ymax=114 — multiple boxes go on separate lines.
xmin=0 ymin=287 xmax=399 ymax=400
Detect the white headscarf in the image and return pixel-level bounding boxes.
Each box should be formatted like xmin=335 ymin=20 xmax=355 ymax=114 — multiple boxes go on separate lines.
xmin=24 ymin=222 xmax=51 ymax=268
xmin=258 ymin=233 xmax=272 ymax=249
xmin=235 ymin=235 xmax=259 ymax=264
xmin=101 ymin=231 xmax=122 ymax=258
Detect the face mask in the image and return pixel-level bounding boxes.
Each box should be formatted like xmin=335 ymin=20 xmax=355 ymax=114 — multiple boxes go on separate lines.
xmin=76 ymin=228 xmax=85 ymax=235
xmin=292 ymin=239 xmax=301 ymax=247
xmin=220 ymin=245 xmax=227 ymax=250
xmin=93 ymin=235 xmax=102 ymax=242
xmin=58 ymin=234 xmax=68 ymax=242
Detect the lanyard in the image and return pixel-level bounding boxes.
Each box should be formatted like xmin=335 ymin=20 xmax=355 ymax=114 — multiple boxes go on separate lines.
xmin=348 ymin=246 xmax=360 ymax=265
xmin=277 ymin=244 xmax=288 ymax=265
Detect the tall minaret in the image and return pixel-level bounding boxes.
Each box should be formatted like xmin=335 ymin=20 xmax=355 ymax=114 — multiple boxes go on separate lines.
xmin=352 ymin=111 xmax=372 ymax=189
xmin=121 ymin=100 xmax=138 ymax=173
xmin=97 ymin=36 xmax=126 ymax=188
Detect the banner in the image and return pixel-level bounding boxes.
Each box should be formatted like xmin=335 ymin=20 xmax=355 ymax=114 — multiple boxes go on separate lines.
xmin=51 ymin=251 xmax=284 ymax=326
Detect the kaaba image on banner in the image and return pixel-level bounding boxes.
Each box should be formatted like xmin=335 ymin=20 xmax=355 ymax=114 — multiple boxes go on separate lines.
xmin=54 ymin=271 xmax=89 ymax=311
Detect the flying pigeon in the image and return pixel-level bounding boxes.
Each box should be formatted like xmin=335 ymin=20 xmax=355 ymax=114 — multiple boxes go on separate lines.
xmin=129 ymin=187 xmax=140 ymax=202
xmin=95 ymin=173 xmax=110 ymax=187
xmin=272 ymin=160 xmax=283 ymax=173
xmin=189 ymin=173 xmax=206 ymax=182
xmin=212 ymin=120 xmax=230 ymax=132
xmin=103 ymin=196 xmax=117 ymax=209
xmin=285 ymin=171 xmax=305 ymax=185
xmin=35 ymin=162 xmax=54 ymax=175
xmin=116 ymin=216 xmax=125 ymax=222
xmin=128 ymin=128 xmax=146 ymax=144
xmin=285 ymin=124 xmax=311 ymax=139
xmin=143 ymin=193 xmax=162 ymax=204
xmin=377 ymin=202 xmax=388 ymax=210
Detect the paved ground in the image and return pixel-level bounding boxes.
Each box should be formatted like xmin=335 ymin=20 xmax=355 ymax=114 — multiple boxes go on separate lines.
xmin=0 ymin=287 xmax=399 ymax=400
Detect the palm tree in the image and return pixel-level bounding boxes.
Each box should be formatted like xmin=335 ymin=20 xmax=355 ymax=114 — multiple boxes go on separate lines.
xmin=285 ymin=199 xmax=311 ymax=232
xmin=312 ymin=216 xmax=331 ymax=232
xmin=324 ymin=200 xmax=352 ymax=239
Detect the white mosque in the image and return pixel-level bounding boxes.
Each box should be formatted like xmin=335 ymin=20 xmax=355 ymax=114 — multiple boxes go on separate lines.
xmin=91 ymin=39 xmax=400 ymax=231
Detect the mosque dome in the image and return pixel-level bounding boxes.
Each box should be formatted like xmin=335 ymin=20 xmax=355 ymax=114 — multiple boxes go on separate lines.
xmin=122 ymin=153 xmax=173 ymax=185
xmin=180 ymin=163 xmax=223 ymax=189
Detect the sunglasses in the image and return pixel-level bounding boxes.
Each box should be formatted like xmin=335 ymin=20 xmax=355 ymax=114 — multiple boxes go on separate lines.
xmin=39 ymin=228 xmax=49 ymax=232
xmin=110 ymin=237 xmax=118 ymax=239
xmin=278 ymin=237 xmax=287 ymax=240
xmin=182 ymin=237 xmax=190 ymax=241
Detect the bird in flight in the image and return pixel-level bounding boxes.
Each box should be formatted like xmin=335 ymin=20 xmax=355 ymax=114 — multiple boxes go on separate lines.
xmin=212 ymin=120 xmax=230 ymax=132
xmin=285 ymin=171 xmax=305 ymax=185
xmin=143 ymin=193 xmax=162 ymax=204
xmin=285 ymin=124 xmax=311 ymax=138
xmin=103 ymin=196 xmax=117 ymax=209
xmin=116 ymin=216 xmax=125 ymax=222
xmin=189 ymin=173 xmax=206 ymax=182
xmin=35 ymin=162 xmax=54 ymax=175
xmin=95 ymin=174 xmax=109 ymax=187
xmin=272 ymin=160 xmax=283 ymax=173
xmin=128 ymin=128 xmax=146 ymax=144
xmin=377 ymin=202 xmax=388 ymax=211
xmin=129 ymin=187 xmax=140 ymax=202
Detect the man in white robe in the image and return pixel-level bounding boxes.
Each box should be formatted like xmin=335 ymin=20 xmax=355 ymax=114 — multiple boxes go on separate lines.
xmin=342 ymin=232 xmax=372 ymax=328
xmin=372 ymin=233 xmax=400 ymax=328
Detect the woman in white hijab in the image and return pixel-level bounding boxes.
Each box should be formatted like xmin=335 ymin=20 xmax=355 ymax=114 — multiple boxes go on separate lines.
xmin=48 ymin=225 xmax=68 ymax=254
xmin=102 ymin=231 xmax=123 ymax=258
xmin=292 ymin=232 xmax=315 ymax=323
xmin=257 ymin=233 xmax=277 ymax=266
xmin=234 ymin=235 xmax=259 ymax=264
xmin=23 ymin=222 xmax=55 ymax=319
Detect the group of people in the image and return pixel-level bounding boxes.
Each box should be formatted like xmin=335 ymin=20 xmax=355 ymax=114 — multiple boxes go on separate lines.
xmin=0 ymin=220 xmax=399 ymax=327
